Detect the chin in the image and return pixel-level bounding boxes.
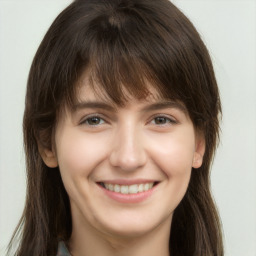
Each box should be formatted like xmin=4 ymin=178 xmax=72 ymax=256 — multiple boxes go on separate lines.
xmin=92 ymin=209 xmax=173 ymax=239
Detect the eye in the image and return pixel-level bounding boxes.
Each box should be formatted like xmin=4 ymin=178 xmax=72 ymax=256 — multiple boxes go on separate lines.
xmin=81 ymin=116 xmax=105 ymax=126
xmin=151 ymin=116 xmax=176 ymax=125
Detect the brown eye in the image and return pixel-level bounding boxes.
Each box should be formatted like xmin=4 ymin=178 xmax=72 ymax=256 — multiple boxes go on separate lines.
xmin=154 ymin=117 xmax=168 ymax=125
xmin=151 ymin=116 xmax=176 ymax=125
xmin=84 ymin=116 xmax=104 ymax=126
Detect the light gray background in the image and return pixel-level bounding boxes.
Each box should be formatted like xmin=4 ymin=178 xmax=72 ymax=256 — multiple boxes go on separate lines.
xmin=0 ymin=1 xmax=255 ymax=255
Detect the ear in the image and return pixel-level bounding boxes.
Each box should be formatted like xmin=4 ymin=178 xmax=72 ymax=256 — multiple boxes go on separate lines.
xmin=192 ymin=133 xmax=206 ymax=169
xmin=38 ymin=145 xmax=58 ymax=168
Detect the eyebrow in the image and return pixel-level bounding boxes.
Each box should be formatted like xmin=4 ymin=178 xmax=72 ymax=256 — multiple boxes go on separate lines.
xmin=71 ymin=100 xmax=187 ymax=114
xmin=71 ymin=101 xmax=117 ymax=112
xmin=141 ymin=101 xmax=187 ymax=114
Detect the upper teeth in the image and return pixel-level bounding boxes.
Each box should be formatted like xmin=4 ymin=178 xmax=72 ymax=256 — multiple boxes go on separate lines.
xmin=104 ymin=183 xmax=154 ymax=194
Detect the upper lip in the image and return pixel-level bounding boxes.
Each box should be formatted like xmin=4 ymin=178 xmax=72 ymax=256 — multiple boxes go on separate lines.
xmin=97 ymin=179 xmax=159 ymax=185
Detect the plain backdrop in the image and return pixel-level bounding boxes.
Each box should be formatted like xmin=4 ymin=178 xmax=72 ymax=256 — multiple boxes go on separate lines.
xmin=0 ymin=1 xmax=255 ymax=255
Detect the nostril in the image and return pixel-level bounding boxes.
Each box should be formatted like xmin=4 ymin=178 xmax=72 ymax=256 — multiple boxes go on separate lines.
xmin=109 ymin=135 xmax=147 ymax=171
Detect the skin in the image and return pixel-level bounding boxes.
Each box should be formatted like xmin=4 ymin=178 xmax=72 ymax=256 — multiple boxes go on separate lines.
xmin=41 ymin=78 xmax=205 ymax=256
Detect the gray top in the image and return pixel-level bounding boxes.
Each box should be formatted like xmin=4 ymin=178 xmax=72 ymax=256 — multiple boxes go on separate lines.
xmin=56 ymin=241 xmax=71 ymax=256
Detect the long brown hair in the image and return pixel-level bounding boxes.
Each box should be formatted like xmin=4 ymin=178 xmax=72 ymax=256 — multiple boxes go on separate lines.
xmin=8 ymin=0 xmax=223 ymax=255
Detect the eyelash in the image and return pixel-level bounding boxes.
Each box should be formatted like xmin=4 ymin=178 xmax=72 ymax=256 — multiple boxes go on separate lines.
xmin=149 ymin=115 xmax=177 ymax=126
xmin=79 ymin=114 xmax=177 ymax=127
xmin=80 ymin=116 xmax=177 ymax=126
xmin=80 ymin=115 xmax=107 ymax=126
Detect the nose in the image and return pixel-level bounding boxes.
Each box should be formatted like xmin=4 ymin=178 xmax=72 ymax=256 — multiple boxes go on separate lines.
xmin=109 ymin=125 xmax=147 ymax=172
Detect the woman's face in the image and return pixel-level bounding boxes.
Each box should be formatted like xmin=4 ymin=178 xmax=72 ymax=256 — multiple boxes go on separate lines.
xmin=42 ymin=79 xmax=205 ymax=239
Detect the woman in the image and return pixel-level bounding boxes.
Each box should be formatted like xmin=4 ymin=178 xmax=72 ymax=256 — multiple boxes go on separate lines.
xmin=8 ymin=0 xmax=223 ymax=255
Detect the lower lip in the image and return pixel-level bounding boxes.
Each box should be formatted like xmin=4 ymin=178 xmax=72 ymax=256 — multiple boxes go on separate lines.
xmin=98 ymin=184 xmax=157 ymax=204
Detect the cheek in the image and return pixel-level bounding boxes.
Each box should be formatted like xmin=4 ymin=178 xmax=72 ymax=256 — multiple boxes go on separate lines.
xmin=147 ymin=130 xmax=195 ymax=210
xmin=55 ymin=129 xmax=112 ymax=207
xmin=56 ymin=130 xmax=111 ymax=178
xmin=146 ymin=129 xmax=196 ymax=177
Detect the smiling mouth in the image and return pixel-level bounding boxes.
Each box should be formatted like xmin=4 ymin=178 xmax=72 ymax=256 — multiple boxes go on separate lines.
xmin=98 ymin=182 xmax=158 ymax=194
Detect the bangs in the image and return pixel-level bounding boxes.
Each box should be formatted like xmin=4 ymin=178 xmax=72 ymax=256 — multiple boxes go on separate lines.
xmin=39 ymin=0 xmax=218 ymax=128
xmin=62 ymin=3 xmax=184 ymax=108
xmin=79 ymin=54 xmax=170 ymax=107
